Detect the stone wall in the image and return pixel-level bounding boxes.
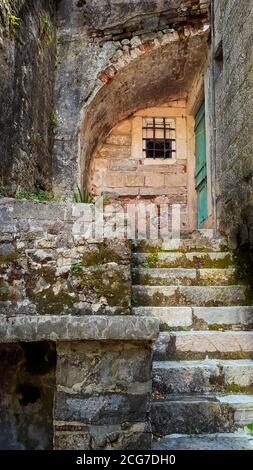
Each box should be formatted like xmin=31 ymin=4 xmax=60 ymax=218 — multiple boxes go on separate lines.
xmin=88 ymin=102 xmax=193 ymax=229
xmin=0 ymin=198 xmax=159 ymax=449
xmin=54 ymin=0 xmax=209 ymax=196
xmin=54 ymin=339 xmax=152 ymax=450
xmin=213 ymin=0 xmax=253 ymax=246
xmin=0 ymin=0 xmax=56 ymax=195
xmin=0 ymin=199 xmax=131 ymax=316
xmin=0 ymin=341 xmax=55 ymax=449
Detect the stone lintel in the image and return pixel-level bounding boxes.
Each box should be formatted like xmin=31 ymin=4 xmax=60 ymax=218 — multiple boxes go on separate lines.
xmin=0 ymin=315 xmax=159 ymax=343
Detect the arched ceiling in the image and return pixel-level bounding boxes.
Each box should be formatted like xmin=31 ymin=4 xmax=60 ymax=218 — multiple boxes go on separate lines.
xmin=81 ymin=32 xmax=208 ymax=182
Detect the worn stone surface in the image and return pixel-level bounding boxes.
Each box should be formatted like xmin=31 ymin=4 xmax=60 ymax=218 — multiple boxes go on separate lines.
xmin=132 ymin=267 xmax=236 ymax=286
xmin=153 ymin=331 xmax=253 ymax=360
xmin=153 ymin=433 xmax=253 ymax=450
xmin=0 ymin=315 xmax=159 ymax=343
xmin=0 ymin=200 xmax=132 ymax=315
xmin=0 ymin=342 xmax=55 ymax=449
xmin=213 ymin=1 xmax=253 ymax=247
xmin=133 ymin=306 xmax=253 ymax=330
xmin=56 ymin=341 xmax=152 ymax=395
xmin=54 ymin=339 xmax=154 ymax=450
xmin=133 ymin=251 xmax=233 ymax=268
xmin=152 ymin=394 xmax=253 ymax=436
xmin=0 ymin=0 xmax=56 ymax=194
xmin=134 ymin=306 xmax=192 ymax=328
xmin=133 ymin=285 xmax=247 ymax=307
xmin=151 ymin=395 xmax=236 ymax=436
xmin=54 ymin=422 xmax=151 ymax=450
xmin=153 ymin=359 xmax=253 ymax=395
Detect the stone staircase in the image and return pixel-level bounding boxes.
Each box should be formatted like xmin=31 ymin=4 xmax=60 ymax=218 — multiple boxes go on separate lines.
xmin=131 ymin=230 xmax=253 ymax=450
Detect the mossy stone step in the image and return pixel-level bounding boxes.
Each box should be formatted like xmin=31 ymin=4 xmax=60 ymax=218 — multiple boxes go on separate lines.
xmin=132 ymin=285 xmax=248 ymax=307
xmin=132 ymin=267 xmax=237 ymax=286
xmin=151 ymin=394 xmax=253 ymax=436
xmin=152 ymin=433 xmax=253 ymax=450
xmin=152 ymin=359 xmax=253 ymax=395
xmin=132 ymin=251 xmax=233 ymax=269
xmin=133 ymin=237 xmax=227 ymax=253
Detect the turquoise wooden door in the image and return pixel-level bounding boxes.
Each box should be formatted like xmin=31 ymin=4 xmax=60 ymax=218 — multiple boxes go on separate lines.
xmin=195 ymin=103 xmax=208 ymax=227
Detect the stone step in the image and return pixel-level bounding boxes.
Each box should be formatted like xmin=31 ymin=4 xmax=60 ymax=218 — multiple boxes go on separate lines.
xmin=152 ymin=433 xmax=253 ymax=450
xmin=132 ymin=251 xmax=233 ymax=269
xmin=132 ymin=285 xmax=248 ymax=307
xmin=151 ymin=394 xmax=253 ymax=436
xmin=133 ymin=306 xmax=253 ymax=330
xmin=152 ymin=359 xmax=253 ymax=395
xmin=153 ymin=331 xmax=253 ymax=360
xmin=132 ymin=267 xmax=236 ymax=286
xmin=133 ymin=237 xmax=227 ymax=253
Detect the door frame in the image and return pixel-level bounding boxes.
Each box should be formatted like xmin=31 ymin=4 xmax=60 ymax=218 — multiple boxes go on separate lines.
xmin=186 ymin=69 xmax=214 ymax=230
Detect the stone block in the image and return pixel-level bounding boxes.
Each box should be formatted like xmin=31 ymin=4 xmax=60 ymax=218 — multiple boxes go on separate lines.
xmin=164 ymin=172 xmax=187 ymax=187
xmin=145 ymin=174 xmax=164 ymax=188
xmin=109 ymin=159 xmax=138 ymax=171
xmin=106 ymin=173 xmax=125 ymax=187
xmin=106 ymin=134 xmax=131 ymax=146
xmin=99 ymin=144 xmax=131 ymax=159
xmin=54 ymin=422 xmax=151 ymax=450
xmin=55 ymin=392 xmax=150 ymax=424
xmin=125 ymin=173 xmax=145 ymax=187
xmin=56 ymin=340 xmax=151 ymax=395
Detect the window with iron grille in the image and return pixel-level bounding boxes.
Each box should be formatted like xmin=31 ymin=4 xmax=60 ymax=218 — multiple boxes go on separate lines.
xmin=142 ymin=117 xmax=176 ymax=159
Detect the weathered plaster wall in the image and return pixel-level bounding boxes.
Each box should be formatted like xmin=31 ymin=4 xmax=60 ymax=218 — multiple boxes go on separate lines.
xmin=213 ymin=0 xmax=253 ymax=246
xmin=0 ymin=199 xmax=131 ymax=316
xmin=0 ymin=0 xmax=56 ymax=195
xmin=0 ymin=341 xmax=55 ymax=450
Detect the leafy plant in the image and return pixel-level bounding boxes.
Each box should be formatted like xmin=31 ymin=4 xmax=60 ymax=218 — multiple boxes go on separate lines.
xmin=186 ymin=423 xmax=198 ymax=435
xmin=73 ymin=186 xmax=93 ymax=204
xmin=50 ymin=112 xmax=58 ymax=133
xmin=71 ymin=261 xmax=84 ymax=276
xmin=9 ymin=15 xmax=20 ymax=34
xmin=31 ymin=133 xmax=43 ymax=146
xmin=39 ymin=11 xmax=54 ymax=45
xmin=15 ymin=189 xmax=54 ymax=201
xmin=247 ymin=423 xmax=253 ymax=435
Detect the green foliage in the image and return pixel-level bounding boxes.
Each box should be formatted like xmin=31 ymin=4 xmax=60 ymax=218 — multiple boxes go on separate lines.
xmin=186 ymin=423 xmax=198 ymax=435
xmin=71 ymin=261 xmax=84 ymax=276
xmin=0 ymin=185 xmax=6 ymax=198
xmin=15 ymin=189 xmax=54 ymax=201
xmin=9 ymin=14 xmax=20 ymax=33
xmin=246 ymin=423 xmax=253 ymax=434
xmin=50 ymin=112 xmax=58 ymax=133
xmin=31 ymin=133 xmax=43 ymax=146
xmin=73 ymin=186 xmax=93 ymax=204
xmin=39 ymin=11 xmax=54 ymax=45
xmin=142 ymin=252 xmax=159 ymax=268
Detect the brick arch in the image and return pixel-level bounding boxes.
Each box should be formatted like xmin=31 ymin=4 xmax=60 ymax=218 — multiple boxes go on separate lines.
xmin=80 ymin=29 xmax=208 ymax=187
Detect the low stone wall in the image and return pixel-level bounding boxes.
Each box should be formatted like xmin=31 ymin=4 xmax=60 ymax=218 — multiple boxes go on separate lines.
xmin=0 ymin=315 xmax=159 ymax=450
xmin=0 ymin=199 xmax=131 ymax=316
xmin=0 ymin=199 xmax=159 ymax=449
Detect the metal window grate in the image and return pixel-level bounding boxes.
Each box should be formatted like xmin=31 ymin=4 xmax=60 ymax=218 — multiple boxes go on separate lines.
xmin=142 ymin=117 xmax=176 ymax=159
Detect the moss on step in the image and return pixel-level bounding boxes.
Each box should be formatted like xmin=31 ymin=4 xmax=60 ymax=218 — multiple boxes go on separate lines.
xmin=81 ymin=244 xmax=124 ymax=266
xmin=137 ymin=254 xmax=233 ymax=269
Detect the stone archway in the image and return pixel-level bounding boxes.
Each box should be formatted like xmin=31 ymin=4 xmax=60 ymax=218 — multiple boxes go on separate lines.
xmin=80 ymin=32 xmax=209 ymax=186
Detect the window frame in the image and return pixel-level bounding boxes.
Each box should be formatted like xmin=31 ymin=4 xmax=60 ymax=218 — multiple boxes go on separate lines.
xmin=142 ymin=116 xmax=177 ymax=161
